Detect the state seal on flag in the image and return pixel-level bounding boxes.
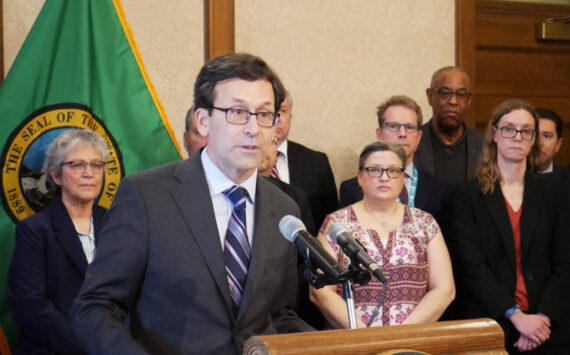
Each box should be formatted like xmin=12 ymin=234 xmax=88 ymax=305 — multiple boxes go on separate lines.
xmin=1 ymin=103 xmax=124 ymax=223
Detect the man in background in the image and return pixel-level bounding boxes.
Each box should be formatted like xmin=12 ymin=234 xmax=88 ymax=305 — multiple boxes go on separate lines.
xmin=274 ymin=92 xmax=338 ymax=230
xmin=414 ymin=66 xmax=484 ymax=185
xmin=339 ymin=95 xmax=450 ymax=225
xmin=183 ymin=106 xmax=207 ymax=157
xmin=535 ymin=108 xmax=564 ymax=175
xmin=258 ymin=135 xmax=323 ymax=328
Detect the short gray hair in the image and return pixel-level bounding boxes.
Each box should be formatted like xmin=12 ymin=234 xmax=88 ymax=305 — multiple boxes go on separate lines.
xmin=430 ymin=66 xmax=471 ymax=90
xmin=43 ymin=129 xmax=110 ymax=193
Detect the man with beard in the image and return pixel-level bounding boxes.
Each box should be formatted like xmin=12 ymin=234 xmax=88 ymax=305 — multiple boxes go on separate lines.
xmin=414 ymin=67 xmax=484 ymax=185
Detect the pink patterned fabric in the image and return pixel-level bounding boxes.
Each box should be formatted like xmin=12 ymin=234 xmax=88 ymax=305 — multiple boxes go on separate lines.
xmin=320 ymin=205 xmax=440 ymax=327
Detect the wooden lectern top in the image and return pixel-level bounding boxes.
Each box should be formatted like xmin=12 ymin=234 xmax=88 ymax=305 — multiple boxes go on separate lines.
xmin=243 ymin=318 xmax=507 ymax=355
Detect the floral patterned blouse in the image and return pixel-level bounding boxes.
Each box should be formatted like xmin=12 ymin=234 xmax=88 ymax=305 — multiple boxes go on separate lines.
xmin=320 ymin=205 xmax=440 ymax=327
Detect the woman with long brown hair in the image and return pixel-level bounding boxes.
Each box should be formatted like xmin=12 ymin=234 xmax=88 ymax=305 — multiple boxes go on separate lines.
xmin=449 ymin=99 xmax=570 ymax=354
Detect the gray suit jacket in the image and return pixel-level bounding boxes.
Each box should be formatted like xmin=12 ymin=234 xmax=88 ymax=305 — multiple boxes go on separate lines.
xmin=414 ymin=121 xmax=484 ymax=181
xmin=72 ymin=154 xmax=312 ymax=355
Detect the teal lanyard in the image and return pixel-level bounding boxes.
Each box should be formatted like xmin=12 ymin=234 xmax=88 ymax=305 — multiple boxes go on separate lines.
xmin=397 ymin=166 xmax=418 ymax=207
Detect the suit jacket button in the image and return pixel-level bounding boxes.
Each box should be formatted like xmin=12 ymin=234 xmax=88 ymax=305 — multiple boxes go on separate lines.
xmin=527 ymin=273 xmax=534 ymax=281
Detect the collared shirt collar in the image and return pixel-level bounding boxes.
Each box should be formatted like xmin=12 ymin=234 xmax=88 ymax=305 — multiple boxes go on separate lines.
xmin=538 ymin=162 xmax=554 ymax=174
xmin=277 ymin=139 xmax=288 ymax=159
xmin=404 ymin=161 xmax=415 ymax=178
xmin=200 ymin=147 xmax=257 ymax=202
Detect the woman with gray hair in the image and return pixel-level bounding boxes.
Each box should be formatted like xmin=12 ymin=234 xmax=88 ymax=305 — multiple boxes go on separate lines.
xmin=310 ymin=141 xmax=454 ymax=329
xmin=8 ymin=128 xmax=109 ymax=354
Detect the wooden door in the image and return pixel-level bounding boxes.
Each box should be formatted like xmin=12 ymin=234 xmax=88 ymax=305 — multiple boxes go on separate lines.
xmin=457 ymin=0 xmax=570 ymax=165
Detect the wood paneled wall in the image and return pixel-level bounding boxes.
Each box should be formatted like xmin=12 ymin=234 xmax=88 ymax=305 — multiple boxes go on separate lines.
xmin=457 ymin=0 xmax=570 ymax=165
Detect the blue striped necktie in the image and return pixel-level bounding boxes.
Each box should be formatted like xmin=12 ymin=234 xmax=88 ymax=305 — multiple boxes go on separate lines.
xmin=223 ymin=185 xmax=251 ymax=313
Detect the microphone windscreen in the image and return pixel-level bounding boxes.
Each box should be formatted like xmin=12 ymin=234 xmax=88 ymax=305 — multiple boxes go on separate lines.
xmin=327 ymin=223 xmax=346 ymax=243
xmin=279 ymin=215 xmax=306 ymax=242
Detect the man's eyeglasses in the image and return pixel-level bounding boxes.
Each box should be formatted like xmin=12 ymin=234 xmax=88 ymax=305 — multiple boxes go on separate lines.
xmin=382 ymin=122 xmax=419 ymax=133
xmin=212 ymin=107 xmax=279 ymax=127
xmin=61 ymin=160 xmax=106 ymax=174
xmin=431 ymin=88 xmax=471 ymax=102
xmin=360 ymin=166 xmax=404 ymax=179
xmin=496 ymin=126 xmax=536 ymax=141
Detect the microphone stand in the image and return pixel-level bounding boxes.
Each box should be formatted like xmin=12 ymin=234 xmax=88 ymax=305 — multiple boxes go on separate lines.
xmin=343 ymin=280 xmax=357 ymax=329
xmin=343 ymin=263 xmax=371 ymax=329
xmin=300 ymin=254 xmax=371 ymax=329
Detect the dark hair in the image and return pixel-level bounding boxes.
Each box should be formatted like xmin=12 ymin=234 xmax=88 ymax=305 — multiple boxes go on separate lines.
xmin=358 ymin=141 xmax=406 ymax=170
xmin=193 ymin=53 xmax=286 ymax=113
xmin=376 ymin=95 xmax=423 ymax=127
xmin=475 ymin=99 xmax=539 ymax=194
xmin=536 ymin=108 xmax=563 ymax=139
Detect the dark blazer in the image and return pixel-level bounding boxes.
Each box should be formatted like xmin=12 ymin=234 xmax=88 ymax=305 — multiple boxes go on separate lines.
xmin=266 ymin=176 xmax=315 ymax=235
xmin=448 ymin=175 xmax=570 ymax=350
xmin=72 ymin=154 xmax=313 ymax=355
xmin=338 ymin=169 xmax=451 ymax=226
xmin=265 ymin=176 xmax=323 ymax=329
xmin=287 ymin=140 xmax=338 ymax=230
xmin=414 ymin=121 xmax=484 ymax=181
xmin=7 ymin=199 xmax=105 ymax=355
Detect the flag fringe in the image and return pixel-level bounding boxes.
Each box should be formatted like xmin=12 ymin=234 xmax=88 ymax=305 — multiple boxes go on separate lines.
xmin=111 ymin=0 xmax=183 ymax=158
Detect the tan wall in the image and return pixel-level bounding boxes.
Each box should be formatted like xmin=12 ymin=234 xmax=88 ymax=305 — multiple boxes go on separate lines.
xmin=3 ymin=0 xmax=455 ymax=189
xmin=236 ymin=0 xmax=455 ymax=185
xmin=2 ymin=0 xmax=203 ymax=156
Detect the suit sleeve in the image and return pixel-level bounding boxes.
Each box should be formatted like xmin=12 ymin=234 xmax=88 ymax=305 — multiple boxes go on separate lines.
xmin=448 ymin=184 xmax=515 ymax=319
xmin=72 ymin=177 xmax=150 ymax=354
xmin=8 ymin=221 xmax=87 ymax=354
xmin=536 ymin=180 xmax=570 ymax=326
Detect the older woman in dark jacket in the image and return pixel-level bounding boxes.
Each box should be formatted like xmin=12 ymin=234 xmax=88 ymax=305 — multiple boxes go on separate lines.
xmin=8 ymin=129 xmax=109 ymax=354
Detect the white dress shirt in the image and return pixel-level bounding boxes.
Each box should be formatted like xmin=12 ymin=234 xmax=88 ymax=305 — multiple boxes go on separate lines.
xmin=275 ymin=140 xmax=290 ymax=183
xmin=201 ymin=148 xmax=257 ymax=248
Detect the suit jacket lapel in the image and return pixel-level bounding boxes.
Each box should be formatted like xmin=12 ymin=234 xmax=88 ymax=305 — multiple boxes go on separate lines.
xmin=483 ymin=182 xmax=516 ymax=267
xmin=415 ymin=170 xmax=427 ymax=209
xmin=236 ymin=177 xmax=276 ymax=320
xmin=416 ymin=123 xmax=436 ymax=174
xmin=520 ymin=174 xmax=540 ymax=257
xmin=171 ymin=156 xmax=235 ymax=318
xmin=51 ymin=199 xmax=89 ymax=275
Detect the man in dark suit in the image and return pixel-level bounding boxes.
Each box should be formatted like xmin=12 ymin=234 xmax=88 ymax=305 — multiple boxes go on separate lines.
xmin=414 ymin=67 xmax=484 ymax=185
xmin=182 ymin=106 xmax=207 ymax=157
xmin=273 ymin=92 xmax=338 ymax=230
xmin=535 ymin=108 xmax=565 ymax=176
xmin=339 ymin=95 xmax=450 ymax=225
xmin=72 ymin=53 xmax=313 ymax=354
xmin=258 ymin=135 xmax=324 ymax=329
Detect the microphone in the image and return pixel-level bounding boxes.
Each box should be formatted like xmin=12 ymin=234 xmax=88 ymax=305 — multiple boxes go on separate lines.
xmin=328 ymin=223 xmax=387 ymax=284
xmin=279 ymin=215 xmax=349 ymax=284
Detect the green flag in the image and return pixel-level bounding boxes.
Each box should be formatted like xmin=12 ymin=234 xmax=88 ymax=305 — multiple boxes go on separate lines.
xmin=0 ymin=0 xmax=182 ymax=344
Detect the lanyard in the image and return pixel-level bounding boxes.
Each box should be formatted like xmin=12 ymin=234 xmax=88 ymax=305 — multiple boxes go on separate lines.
xmin=397 ymin=166 xmax=418 ymax=207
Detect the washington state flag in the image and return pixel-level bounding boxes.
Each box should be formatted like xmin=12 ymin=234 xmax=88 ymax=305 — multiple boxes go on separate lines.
xmin=0 ymin=0 xmax=182 ymax=344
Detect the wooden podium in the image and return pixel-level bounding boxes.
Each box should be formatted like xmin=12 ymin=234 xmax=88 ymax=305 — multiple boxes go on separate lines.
xmin=243 ymin=318 xmax=507 ymax=355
